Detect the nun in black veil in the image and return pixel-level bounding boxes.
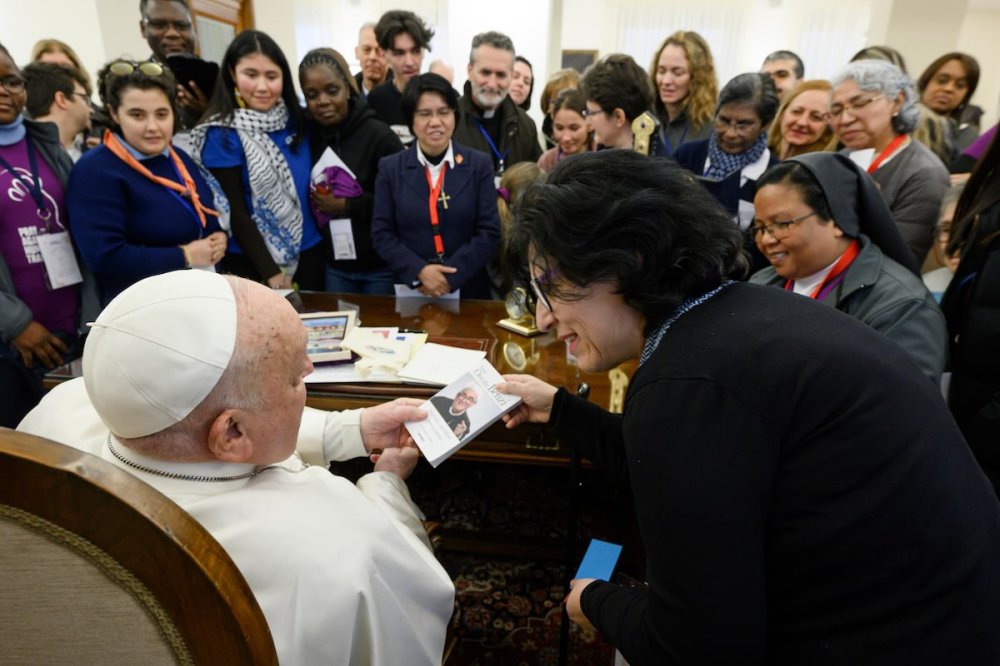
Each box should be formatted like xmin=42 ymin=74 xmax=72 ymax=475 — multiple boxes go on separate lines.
xmin=749 ymin=152 xmax=946 ymax=382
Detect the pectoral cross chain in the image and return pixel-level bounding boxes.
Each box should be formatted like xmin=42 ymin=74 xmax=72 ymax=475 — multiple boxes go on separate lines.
xmin=438 ymin=190 xmax=450 ymax=210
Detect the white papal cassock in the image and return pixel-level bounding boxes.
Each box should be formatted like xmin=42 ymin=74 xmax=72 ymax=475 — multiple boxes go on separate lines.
xmin=19 ymin=378 xmax=456 ymax=665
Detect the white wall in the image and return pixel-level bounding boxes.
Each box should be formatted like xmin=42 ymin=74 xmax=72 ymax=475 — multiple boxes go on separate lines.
xmin=4 ymin=0 xmax=998 ymax=129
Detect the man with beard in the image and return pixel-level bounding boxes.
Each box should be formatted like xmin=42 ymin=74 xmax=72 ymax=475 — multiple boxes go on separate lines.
xmin=367 ymin=10 xmax=434 ymax=146
xmin=353 ymin=22 xmax=391 ymax=99
xmin=453 ymin=31 xmax=541 ymax=177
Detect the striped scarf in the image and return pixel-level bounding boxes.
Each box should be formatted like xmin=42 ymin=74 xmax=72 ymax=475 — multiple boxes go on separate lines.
xmin=190 ymin=101 xmax=303 ymax=271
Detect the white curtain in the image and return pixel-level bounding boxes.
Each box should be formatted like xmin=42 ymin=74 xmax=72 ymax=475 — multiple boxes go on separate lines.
xmin=613 ymin=0 xmax=873 ymax=87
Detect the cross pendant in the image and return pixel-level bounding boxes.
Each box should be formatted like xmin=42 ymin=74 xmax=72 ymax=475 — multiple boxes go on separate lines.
xmin=438 ymin=190 xmax=450 ymax=210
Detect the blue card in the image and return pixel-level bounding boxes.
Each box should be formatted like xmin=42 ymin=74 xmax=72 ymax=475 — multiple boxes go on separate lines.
xmin=574 ymin=539 xmax=623 ymax=581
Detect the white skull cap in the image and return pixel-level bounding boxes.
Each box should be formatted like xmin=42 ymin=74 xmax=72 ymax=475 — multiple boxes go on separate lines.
xmin=83 ymin=270 xmax=238 ymax=438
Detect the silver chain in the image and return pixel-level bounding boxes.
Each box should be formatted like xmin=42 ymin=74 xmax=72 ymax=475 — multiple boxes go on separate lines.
xmin=106 ymin=434 xmax=272 ymax=483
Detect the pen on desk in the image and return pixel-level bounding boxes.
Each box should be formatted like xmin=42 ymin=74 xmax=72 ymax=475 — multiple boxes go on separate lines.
xmin=399 ymin=328 xmax=427 ymax=334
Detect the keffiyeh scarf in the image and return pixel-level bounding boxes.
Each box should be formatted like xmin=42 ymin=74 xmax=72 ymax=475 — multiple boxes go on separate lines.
xmin=704 ymin=131 xmax=768 ymax=181
xmin=190 ymin=101 xmax=302 ymax=270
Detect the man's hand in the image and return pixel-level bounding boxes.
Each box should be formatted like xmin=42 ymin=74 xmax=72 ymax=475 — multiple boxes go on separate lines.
xmin=372 ymin=446 xmax=420 ymax=480
xmin=12 ymin=320 xmax=68 ymax=369
xmin=565 ymin=578 xmax=598 ymax=632
xmin=496 ymin=374 xmax=559 ymax=428
xmin=360 ymin=398 xmax=427 ymax=453
xmin=176 ymin=81 xmax=208 ymax=115
xmin=417 ymin=263 xmax=457 ymax=297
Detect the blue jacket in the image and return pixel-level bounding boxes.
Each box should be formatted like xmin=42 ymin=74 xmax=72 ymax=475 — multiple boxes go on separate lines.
xmin=371 ymin=142 xmax=501 ymax=299
xmin=67 ymin=143 xmax=224 ymax=305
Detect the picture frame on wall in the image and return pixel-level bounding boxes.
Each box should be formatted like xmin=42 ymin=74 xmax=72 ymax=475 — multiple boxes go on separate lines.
xmin=561 ymin=49 xmax=598 ymax=73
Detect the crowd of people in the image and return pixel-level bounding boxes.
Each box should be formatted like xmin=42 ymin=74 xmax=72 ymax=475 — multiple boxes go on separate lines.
xmin=5 ymin=0 xmax=1000 ymax=662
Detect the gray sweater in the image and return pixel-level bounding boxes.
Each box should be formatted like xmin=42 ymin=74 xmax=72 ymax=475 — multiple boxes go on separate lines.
xmin=867 ymin=139 xmax=949 ymax=266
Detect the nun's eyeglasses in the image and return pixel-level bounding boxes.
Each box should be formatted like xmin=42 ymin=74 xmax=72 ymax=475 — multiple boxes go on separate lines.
xmin=752 ymin=211 xmax=817 ymax=239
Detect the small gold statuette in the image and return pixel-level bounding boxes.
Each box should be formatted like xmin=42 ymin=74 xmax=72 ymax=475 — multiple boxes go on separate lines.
xmin=498 ymin=287 xmax=544 ymax=337
xmin=631 ymin=111 xmax=659 ymax=156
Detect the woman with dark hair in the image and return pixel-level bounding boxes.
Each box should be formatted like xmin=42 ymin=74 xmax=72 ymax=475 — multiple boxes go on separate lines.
xmin=536 ymin=89 xmax=594 ymax=172
xmin=941 ymin=131 xmax=1000 ymax=493
xmin=498 ymin=148 xmax=1000 ymax=664
xmin=509 ymin=55 xmax=534 ymax=111
xmin=831 ymin=60 xmax=950 ymax=265
xmin=68 ymin=59 xmax=227 ymax=306
xmin=0 ymin=43 xmax=81 ymax=426
xmin=918 ymin=52 xmax=981 ymax=156
xmin=648 ymin=30 xmax=717 ymax=155
xmin=298 ymin=47 xmax=404 ymax=295
xmin=191 ymin=30 xmax=323 ymax=290
xmin=749 ymin=153 xmax=945 ymax=381
xmin=371 ymin=73 xmax=500 ymax=299
xmin=675 ymin=72 xmax=780 ymax=233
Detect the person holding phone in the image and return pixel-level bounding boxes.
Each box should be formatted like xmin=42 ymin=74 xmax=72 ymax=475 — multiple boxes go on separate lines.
xmin=140 ymin=0 xmax=212 ymax=126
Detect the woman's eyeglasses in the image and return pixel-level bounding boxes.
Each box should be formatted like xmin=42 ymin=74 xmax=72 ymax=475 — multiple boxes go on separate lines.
xmin=829 ymin=94 xmax=885 ymax=120
xmin=714 ymin=115 xmax=760 ymax=134
xmin=752 ymin=211 xmax=817 ymax=239
xmin=529 ymin=266 xmax=561 ymax=313
xmin=108 ymin=60 xmax=165 ymax=77
xmin=0 ymin=76 xmax=26 ymax=94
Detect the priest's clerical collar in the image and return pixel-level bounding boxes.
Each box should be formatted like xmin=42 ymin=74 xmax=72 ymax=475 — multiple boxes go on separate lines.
xmin=105 ymin=433 xmax=264 ymax=483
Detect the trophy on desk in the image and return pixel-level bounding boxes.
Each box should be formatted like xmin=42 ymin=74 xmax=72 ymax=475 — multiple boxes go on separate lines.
xmin=497 ymin=286 xmax=544 ymax=337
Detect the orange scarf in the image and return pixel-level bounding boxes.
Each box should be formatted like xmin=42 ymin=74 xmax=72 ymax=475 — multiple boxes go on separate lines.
xmin=103 ymin=130 xmax=219 ymax=228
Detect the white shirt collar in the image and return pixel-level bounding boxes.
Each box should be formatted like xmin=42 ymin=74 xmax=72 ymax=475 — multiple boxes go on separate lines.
xmin=119 ymin=134 xmax=170 ymax=161
xmin=415 ymin=141 xmax=455 ymax=180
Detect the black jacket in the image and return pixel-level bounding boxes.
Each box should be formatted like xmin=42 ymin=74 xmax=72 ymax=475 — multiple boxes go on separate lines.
xmin=942 ymin=201 xmax=1000 ymax=492
xmin=308 ymin=98 xmax=404 ymax=272
xmin=556 ymin=282 xmax=1000 ymax=665
xmin=453 ymin=81 xmax=541 ymax=172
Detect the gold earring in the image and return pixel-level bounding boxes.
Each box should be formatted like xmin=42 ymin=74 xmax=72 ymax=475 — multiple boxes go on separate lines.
xmin=235 ymin=87 xmax=247 ymax=109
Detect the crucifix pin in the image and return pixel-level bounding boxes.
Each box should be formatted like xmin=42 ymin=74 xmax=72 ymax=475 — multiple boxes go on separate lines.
xmin=438 ymin=191 xmax=450 ymax=210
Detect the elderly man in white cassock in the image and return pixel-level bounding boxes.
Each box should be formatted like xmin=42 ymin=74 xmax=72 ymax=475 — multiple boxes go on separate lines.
xmin=18 ymin=270 xmax=455 ymax=665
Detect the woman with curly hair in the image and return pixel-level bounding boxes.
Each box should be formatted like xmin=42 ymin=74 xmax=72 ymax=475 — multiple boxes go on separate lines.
xmin=648 ymin=30 xmax=717 ymax=156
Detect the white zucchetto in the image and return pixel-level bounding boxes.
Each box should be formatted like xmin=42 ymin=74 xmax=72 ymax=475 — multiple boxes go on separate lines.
xmin=83 ymin=270 xmax=238 ymax=438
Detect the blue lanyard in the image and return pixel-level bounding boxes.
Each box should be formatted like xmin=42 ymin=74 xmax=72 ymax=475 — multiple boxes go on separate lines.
xmin=659 ymin=120 xmax=688 ymax=156
xmin=475 ymin=120 xmax=509 ymax=172
xmin=0 ymin=139 xmax=52 ymax=223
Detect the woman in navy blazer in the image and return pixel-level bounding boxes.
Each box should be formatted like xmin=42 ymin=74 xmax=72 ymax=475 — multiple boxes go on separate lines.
xmin=372 ymin=73 xmax=500 ymax=299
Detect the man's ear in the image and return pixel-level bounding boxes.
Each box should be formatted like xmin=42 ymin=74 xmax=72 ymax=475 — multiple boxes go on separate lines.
xmin=53 ymin=90 xmax=70 ymax=112
xmin=207 ymin=409 xmax=254 ymax=463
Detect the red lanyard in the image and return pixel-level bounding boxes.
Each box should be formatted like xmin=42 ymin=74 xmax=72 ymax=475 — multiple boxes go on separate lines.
xmin=103 ymin=130 xmax=219 ymax=228
xmin=784 ymin=239 xmax=860 ymax=300
xmin=425 ymin=165 xmax=447 ymax=259
xmin=867 ymin=134 xmax=907 ymax=174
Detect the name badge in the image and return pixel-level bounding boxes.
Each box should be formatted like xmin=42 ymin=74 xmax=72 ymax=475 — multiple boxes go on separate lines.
xmin=329 ymin=218 xmax=358 ymax=260
xmin=36 ymin=231 xmax=83 ymax=289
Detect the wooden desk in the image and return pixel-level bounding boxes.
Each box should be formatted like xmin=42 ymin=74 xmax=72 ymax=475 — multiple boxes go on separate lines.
xmin=298 ymin=292 xmax=631 ymax=467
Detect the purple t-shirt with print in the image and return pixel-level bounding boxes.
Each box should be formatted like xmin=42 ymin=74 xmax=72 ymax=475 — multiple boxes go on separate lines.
xmin=0 ymin=138 xmax=79 ymax=335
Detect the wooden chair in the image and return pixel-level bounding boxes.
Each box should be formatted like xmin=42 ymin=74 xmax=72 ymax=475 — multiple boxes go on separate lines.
xmin=0 ymin=428 xmax=277 ymax=665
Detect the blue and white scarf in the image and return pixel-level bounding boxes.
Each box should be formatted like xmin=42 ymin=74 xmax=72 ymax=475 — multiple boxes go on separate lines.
xmin=640 ymin=280 xmax=734 ymax=366
xmin=704 ymin=131 xmax=768 ymax=181
xmin=189 ymin=101 xmax=302 ymax=272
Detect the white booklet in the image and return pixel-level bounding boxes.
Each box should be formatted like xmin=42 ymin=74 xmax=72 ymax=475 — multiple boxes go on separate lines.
xmin=396 ymin=342 xmax=486 ymax=386
xmin=406 ymin=359 xmax=521 ymax=467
